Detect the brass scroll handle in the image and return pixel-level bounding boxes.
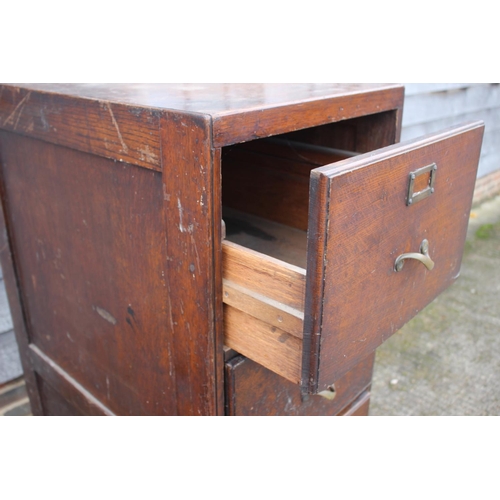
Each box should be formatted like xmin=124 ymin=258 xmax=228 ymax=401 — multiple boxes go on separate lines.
xmin=394 ymin=239 xmax=435 ymax=272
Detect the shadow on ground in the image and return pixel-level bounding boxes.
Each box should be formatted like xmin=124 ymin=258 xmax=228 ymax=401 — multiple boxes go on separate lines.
xmin=370 ymin=196 xmax=500 ymax=415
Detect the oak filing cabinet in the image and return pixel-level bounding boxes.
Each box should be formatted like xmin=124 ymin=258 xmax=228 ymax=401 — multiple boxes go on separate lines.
xmin=0 ymin=84 xmax=484 ymax=416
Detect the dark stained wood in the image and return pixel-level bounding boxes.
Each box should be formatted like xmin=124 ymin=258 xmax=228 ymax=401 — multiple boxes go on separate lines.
xmin=223 ymin=149 xmax=311 ymax=231
xmin=1 ymin=84 xmax=404 ymax=148
xmin=225 ymin=352 xmax=374 ymax=416
xmin=222 ymin=139 xmax=352 ymax=231
xmin=233 ymin=138 xmax=355 ymax=167
xmin=160 ymin=111 xmax=222 ymax=415
xmin=0 ymin=186 xmax=43 ymax=415
xmin=282 ymin=110 xmax=403 ymax=152
xmin=213 ymin=148 xmax=225 ymax=416
xmin=0 ymin=83 xmax=418 ymax=415
xmin=30 ymin=345 xmax=114 ymax=416
xmin=222 ymin=120 xmax=483 ymax=397
xmin=337 ymin=390 xmax=371 ymax=416
xmin=213 ymin=86 xmax=404 ymax=146
xmin=0 ymin=85 xmax=162 ymax=171
xmin=37 ymin=375 xmax=84 ymax=416
xmin=305 ymin=122 xmax=485 ymax=391
xmin=0 ymin=131 xmax=178 ymax=415
xmin=302 ymin=165 xmax=330 ymax=395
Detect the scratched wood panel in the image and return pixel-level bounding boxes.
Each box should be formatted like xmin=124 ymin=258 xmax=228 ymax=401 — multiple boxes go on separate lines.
xmin=0 ymin=85 xmax=161 ymax=171
xmin=0 ymin=131 xmax=177 ymax=415
xmin=225 ymin=352 xmax=374 ymax=416
xmin=0 ymin=177 xmax=44 ymax=414
xmin=29 ymin=346 xmax=114 ymax=416
xmin=160 ymin=111 xmax=222 ymax=415
xmin=36 ymin=375 xmax=85 ymax=416
xmin=306 ymin=123 xmax=484 ymax=391
xmin=213 ymin=87 xmax=404 ymax=146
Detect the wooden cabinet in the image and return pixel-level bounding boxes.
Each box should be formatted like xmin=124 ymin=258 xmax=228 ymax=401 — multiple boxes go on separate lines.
xmin=0 ymin=84 xmax=484 ymax=415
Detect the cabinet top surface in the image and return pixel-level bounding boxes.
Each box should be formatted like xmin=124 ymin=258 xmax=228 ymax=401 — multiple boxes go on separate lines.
xmin=4 ymin=83 xmax=402 ymax=116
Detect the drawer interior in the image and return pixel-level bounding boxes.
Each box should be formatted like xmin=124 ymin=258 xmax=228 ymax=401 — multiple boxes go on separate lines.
xmin=221 ymin=132 xmax=357 ymax=385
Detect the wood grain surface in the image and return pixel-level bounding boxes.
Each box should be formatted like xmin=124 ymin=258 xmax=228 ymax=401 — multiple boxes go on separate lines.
xmin=0 ymin=85 xmax=162 ymax=170
xmin=0 ymin=83 xmax=409 ymax=414
xmin=223 ymin=240 xmax=306 ymax=311
xmin=0 ymin=184 xmax=44 ymax=415
xmin=160 ymin=111 xmax=222 ymax=415
xmin=213 ymin=86 xmax=404 ymax=146
xmin=222 ymin=140 xmax=352 ymax=231
xmin=0 ymin=131 xmax=177 ymax=415
xmin=225 ymin=352 xmax=374 ymax=416
xmin=0 ymin=84 xmax=404 ymax=148
xmin=305 ymin=122 xmax=484 ymax=391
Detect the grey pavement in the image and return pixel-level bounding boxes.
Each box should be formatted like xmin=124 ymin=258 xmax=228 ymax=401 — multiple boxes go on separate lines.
xmin=0 ymin=269 xmax=22 ymax=386
xmin=370 ymin=195 xmax=500 ymax=416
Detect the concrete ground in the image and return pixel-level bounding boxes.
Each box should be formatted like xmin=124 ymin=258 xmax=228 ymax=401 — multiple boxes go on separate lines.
xmin=370 ymin=195 xmax=500 ymax=416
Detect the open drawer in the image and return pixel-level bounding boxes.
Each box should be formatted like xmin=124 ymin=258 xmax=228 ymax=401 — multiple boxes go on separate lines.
xmin=221 ymin=121 xmax=484 ymax=395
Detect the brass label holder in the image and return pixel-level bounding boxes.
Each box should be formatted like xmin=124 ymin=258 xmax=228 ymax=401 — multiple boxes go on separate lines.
xmin=406 ymin=163 xmax=437 ymax=206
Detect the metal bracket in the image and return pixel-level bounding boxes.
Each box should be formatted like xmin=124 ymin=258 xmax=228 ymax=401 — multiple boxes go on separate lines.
xmin=407 ymin=163 xmax=437 ymax=206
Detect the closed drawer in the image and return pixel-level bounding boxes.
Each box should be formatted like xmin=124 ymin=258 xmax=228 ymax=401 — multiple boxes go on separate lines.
xmin=225 ymin=352 xmax=375 ymax=416
xmin=222 ymin=121 xmax=484 ymax=394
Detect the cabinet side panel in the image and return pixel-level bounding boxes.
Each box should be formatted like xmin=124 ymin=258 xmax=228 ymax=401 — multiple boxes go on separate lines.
xmin=37 ymin=374 xmax=85 ymax=416
xmin=0 ymin=131 xmax=177 ymax=415
xmin=0 ymin=86 xmax=162 ymax=171
xmin=0 ymin=182 xmax=44 ymax=415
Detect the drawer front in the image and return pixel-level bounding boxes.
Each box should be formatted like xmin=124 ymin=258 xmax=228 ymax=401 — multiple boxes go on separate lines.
xmin=304 ymin=122 xmax=484 ymax=392
xmin=225 ymin=352 xmax=374 ymax=416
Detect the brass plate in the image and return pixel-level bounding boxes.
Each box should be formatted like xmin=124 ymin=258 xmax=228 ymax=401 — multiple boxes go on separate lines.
xmin=406 ymin=163 xmax=437 ymax=206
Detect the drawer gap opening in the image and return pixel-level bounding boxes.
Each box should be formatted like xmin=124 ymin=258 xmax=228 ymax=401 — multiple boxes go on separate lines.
xmin=221 ymin=127 xmax=360 ymax=385
xmin=222 ymin=134 xmax=357 ymax=267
